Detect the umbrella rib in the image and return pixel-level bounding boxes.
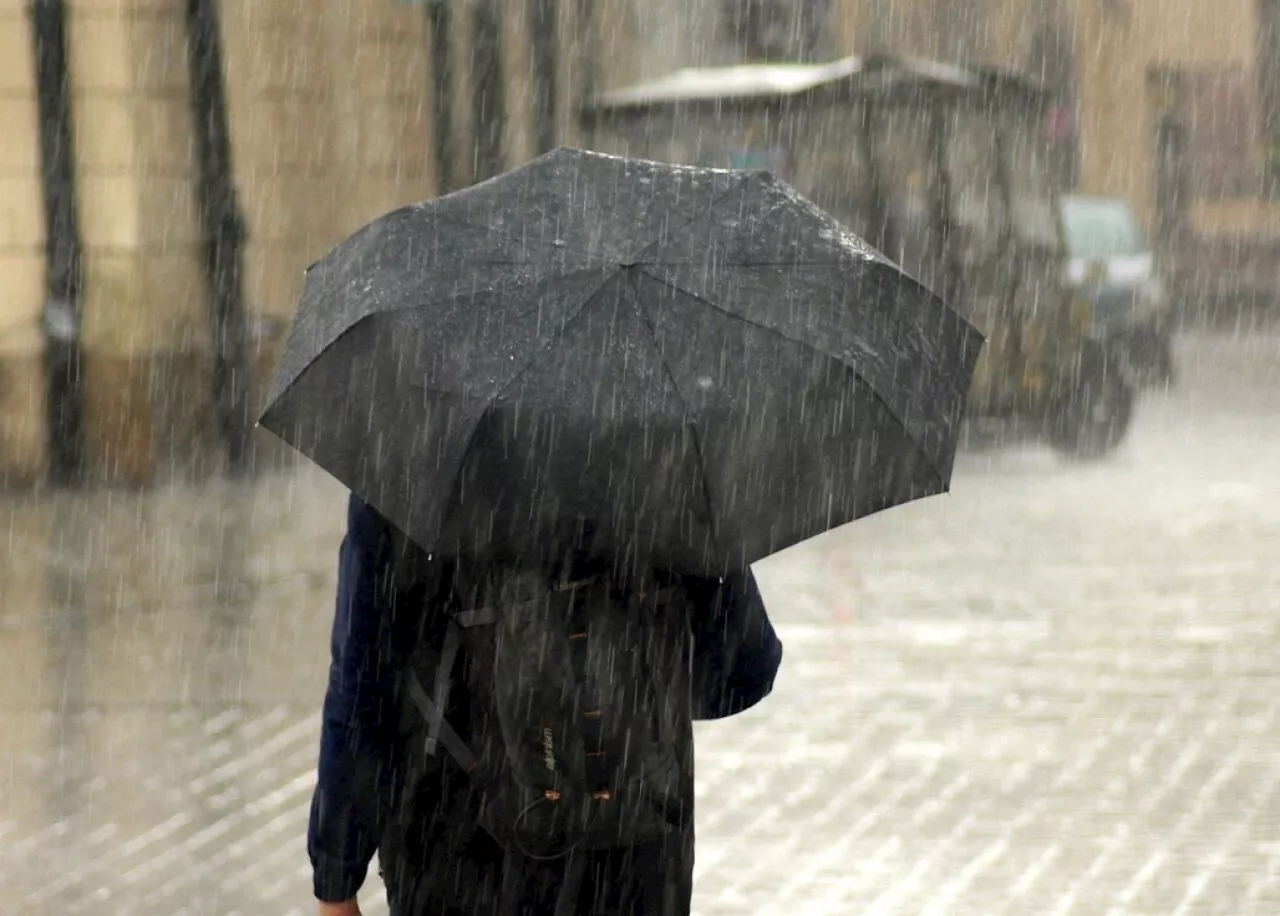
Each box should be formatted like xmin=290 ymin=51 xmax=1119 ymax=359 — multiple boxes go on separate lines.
xmin=626 ymin=276 xmax=721 ymax=559
xmin=635 ymin=259 xmax=866 ymax=268
xmin=624 ymin=180 xmax=750 ymax=265
xmin=491 ymin=270 xmax=621 ymax=401
xmin=429 ymin=208 xmax=602 ymax=263
xmin=634 ymin=265 xmax=950 ymax=487
xmin=264 ymin=267 xmax=612 ymax=410
xmin=633 ymin=266 xmax=854 ymax=370
xmin=366 ymin=266 xmax=610 ymax=323
xmin=442 ymin=270 xmax=625 ymax=527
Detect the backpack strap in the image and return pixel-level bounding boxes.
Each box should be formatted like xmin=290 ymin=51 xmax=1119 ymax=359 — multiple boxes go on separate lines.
xmin=403 ymin=572 xmax=615 ymax=782
xmin=405 ymin=662 xmax=475 ymax=773
xmin=424 ymin=624 xmax=461 ymax=758
xmin=403 ymin=603 xmax=503 ymax=771
xmin=454 ymin=606 xmax=501 ymax=628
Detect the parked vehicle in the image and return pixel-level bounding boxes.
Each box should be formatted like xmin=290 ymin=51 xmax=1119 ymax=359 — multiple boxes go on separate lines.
xmin=1061 ymin=195 xmax=1176 ymax=386
xmin=582 ymin=54 xmax=1137 ymax=459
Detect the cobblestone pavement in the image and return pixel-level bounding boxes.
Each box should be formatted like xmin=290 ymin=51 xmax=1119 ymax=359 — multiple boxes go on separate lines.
xmin=2 ymin=331 xmax=1278 ymax=915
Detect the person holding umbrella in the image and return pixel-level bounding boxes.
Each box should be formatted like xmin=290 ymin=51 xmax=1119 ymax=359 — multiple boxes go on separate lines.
xmin=308 ymin=494 xmax=783 ymax=915
xmin=259 ymin=149 xmax=983 ymax=915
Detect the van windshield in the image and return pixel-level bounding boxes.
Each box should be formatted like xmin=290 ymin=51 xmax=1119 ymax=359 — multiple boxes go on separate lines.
xmin=1061 ymin=198 xmax=1148 ymax=259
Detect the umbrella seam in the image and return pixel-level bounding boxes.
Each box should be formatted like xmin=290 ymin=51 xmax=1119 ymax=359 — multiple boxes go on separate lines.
xmin=437 ymin=269 xmax=626 ymax=541
xmin=422 ymin=170 xmax=748 ymax=267
xmin=429 ymin=209 xmax=600 ymax=262
xmin=489 ymin=270 xmax=623 ymax=402
xmin=634 ymin=264 xmax=951 ymax=487
xmin=627 ymin=171 xmax=856 ymax=268
xmin=625 ymin=271 xmax=721 ymax=562
xmin=633 ymin=260 xmax=868 ymax=267
xmin=624 ymin=179 xmax=751 ymax=265
xmin=262 ymin=267 xmax=613 ymax=414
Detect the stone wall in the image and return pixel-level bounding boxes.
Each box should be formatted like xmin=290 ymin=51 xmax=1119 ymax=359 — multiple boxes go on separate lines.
xmin=832 ymin=0 xmax=1045 ymax=71
xmin=0 ymin=3 xmax=47 ymax=483
xmin=0 ymin=0 xmax=440 ymax=484
xmin=0 ymin=0 xmax=673 ymax=484
xmin=1072 ymin=0 xmax=1268 ymax=233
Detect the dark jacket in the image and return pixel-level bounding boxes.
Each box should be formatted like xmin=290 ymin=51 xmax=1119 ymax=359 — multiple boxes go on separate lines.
xmin=308 ymin=493 xmax=784 ymax=908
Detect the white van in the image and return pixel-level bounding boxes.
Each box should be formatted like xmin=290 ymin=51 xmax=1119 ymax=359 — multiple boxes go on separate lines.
xmin=1061 ymin=195 xmax=1176 ymax=385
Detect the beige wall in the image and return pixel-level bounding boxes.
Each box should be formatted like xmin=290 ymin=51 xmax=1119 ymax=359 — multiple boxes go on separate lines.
xmin=220 ymin=0 xmax=434 ymax=326
xmin=1073 ymin=0 xmax=1264 ymax=231
xmin=2 ymin=0 xmax=618 ymax=483
xmin=0 ymin=5 xmax=47 ymax=481
xmin=832 ymin=0 xmax=1043 ymax=71
xmin=0 ymin=0 xmax=444 ymax=482
xmin=831 ymin=0 xmax=1278 ymax=237
xmin=69 ymin=4 xmax=208 ymax=480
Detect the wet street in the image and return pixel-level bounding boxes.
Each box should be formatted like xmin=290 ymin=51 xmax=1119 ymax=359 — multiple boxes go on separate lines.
xmin=2 ymin=330 xmax=1278 ymax=915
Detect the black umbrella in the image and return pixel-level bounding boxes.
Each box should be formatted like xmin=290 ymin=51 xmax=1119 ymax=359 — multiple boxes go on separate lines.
xmin=260 ymin=148 xmax=983 ymax=577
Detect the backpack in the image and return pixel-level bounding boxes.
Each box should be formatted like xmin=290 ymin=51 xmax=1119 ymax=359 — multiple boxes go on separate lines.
xmin=396 ymin=542 xmax=696 ymax=861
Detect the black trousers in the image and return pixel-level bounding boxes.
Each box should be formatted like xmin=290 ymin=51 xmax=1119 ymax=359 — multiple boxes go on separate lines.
xmin=383 ymin=821 xmax=692 ymax=916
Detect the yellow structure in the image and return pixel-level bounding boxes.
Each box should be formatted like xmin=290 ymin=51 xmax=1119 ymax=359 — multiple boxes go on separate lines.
xmin=0 ymin=5 xmax=46 ymax=481
xmin=0 ymin=0 xmax=617 ymax=484
xmin=842 ymin=0 xmax=1280 ymax=256
xmin=1 ymin=1 xmax=436 ymax=482
xmin=832 ymin=0 xmax=1044 ymax=70
xmin=834 ymin=0 xmax=1280 ymax=244
xmin=1072 ymin=0 xmax=1277 ymax=232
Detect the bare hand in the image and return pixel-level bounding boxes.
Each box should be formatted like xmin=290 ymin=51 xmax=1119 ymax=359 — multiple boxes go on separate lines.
xmin=318 ymin=900 xmax=362 ymax=916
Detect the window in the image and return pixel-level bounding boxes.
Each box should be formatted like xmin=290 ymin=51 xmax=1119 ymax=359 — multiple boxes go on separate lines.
xmin=791 ymin=106 xmax=877 ymax=241
xmin=1002 ymin=111 xmax=1062 ymax=249
xmin=1060 ymin=198 xmax=1148 ymax=260
xmin=1192 ymin=68 xmax=1258 ymax=198
xmin=871 ymin=103 xmax=943 ymax=290
xmin=721 ymin=0 xmax=830 ymax=61
xmin=945 ymin=108 xmax=1009 ymax=265
xmin=1148 ymin=65 xmax=1269 ymax=207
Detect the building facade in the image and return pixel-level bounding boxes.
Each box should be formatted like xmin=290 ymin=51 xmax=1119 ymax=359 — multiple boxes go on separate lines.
xmin=1 ymin=0 xmax=442 ymax=483
xmin=0 ymin=0 xmax=1275 ymax=483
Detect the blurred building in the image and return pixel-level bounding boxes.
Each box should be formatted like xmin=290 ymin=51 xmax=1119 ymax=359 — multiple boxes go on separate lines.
xmin=640 ymin=0 xmax=1280 ymax=310
xmin=1071 ymin=0 xmax=1280 ymax=314
xmin=1 ymin=1 xmax=444 ymax=484
xmin=0 ymin=0 xmax=614 ymax=484
xmin=0 ymin=0 xmax=1276 ymax=484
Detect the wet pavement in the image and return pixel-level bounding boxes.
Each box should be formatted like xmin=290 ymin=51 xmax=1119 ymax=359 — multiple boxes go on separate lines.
xmin=2 ymin=330 xmax=1278 ymax=915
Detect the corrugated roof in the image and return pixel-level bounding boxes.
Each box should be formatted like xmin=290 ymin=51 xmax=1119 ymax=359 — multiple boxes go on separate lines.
xmin=586 ymin=54 xmax=1044 ymax=112
xmin=589 ymin=56 xmax=865 ymax=108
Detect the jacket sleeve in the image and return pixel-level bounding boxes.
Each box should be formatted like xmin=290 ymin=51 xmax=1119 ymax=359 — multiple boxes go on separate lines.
xmin=307 ymin=494 xmax=407 ymax=903
xmin=686 ymin=570 xmax=784 ymax=721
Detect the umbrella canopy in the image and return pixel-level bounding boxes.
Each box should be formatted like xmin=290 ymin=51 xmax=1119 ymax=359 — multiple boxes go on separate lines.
xmin=261 ymin=148 xmax=983 ymax=577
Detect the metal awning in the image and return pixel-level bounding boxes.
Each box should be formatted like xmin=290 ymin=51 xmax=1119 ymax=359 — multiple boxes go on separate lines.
xmin=584 ymin=54 xmax=1046 ymax=114
xmin=588 ymin=57 xmax=866 ymax=109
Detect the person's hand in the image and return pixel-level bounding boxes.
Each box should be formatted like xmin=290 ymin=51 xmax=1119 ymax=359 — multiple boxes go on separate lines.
xmin=318 ymin=900 xmax=362 ymax=916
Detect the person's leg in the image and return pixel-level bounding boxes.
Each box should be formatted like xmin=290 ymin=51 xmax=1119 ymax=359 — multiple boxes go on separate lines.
xmin=384 ymin=820 xmax=506 ymax=916
xmin=578 ymin=835 xmax=692 ymax=916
